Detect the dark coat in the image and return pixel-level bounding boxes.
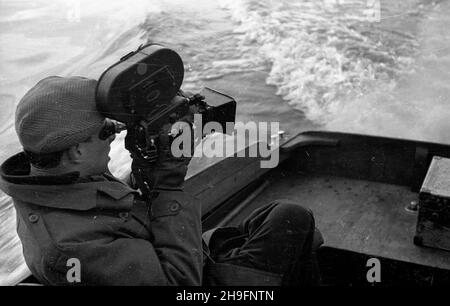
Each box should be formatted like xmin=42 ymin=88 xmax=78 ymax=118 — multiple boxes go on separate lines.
xmin=0 ymin=152 xmax=203 ymax=285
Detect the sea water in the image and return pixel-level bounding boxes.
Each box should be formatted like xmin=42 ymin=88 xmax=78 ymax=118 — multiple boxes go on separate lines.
xmin=1 ymin=0 xmax=449 ymax=285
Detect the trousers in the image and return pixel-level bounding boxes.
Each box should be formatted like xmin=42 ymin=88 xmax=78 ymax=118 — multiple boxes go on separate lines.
xmin=203 ymin=200 xmax=323 ymax=286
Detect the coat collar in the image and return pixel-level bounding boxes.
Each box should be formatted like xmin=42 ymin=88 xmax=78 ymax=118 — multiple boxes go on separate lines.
xmin=0 ymin=152 xmax=139 ymax=211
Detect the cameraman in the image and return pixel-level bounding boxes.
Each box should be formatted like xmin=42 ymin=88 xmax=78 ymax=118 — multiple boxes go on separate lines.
xmin=0 ymin=76 xmax=322 ymax=286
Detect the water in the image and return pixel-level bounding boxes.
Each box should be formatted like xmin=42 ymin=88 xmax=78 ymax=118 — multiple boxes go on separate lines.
xmin=219 ymin=0 xmax=450 ymax=142
xmin=1 ymin=0 xmax=450 ymax=285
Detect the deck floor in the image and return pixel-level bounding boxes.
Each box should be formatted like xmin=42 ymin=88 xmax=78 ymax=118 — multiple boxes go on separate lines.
xmin=225 ymin=170 xmax=450 ymax=270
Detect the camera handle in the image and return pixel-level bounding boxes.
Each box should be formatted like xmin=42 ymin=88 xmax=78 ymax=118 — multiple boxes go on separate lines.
xmin=125 ymin=121 xmax=160 ymax=200
xmin=124 ymin=92 xmax=196 ymax=200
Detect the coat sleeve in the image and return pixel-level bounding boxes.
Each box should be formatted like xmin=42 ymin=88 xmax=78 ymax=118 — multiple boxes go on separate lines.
xmin=147 ymin=190 xmax=204 ymax=285
xmin=51 ymin=191 xmax=203 ymax=286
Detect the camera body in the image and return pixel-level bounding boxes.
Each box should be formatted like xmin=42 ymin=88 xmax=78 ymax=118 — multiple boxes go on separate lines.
xmin=96 ymin=44 xmax=236 ymax=162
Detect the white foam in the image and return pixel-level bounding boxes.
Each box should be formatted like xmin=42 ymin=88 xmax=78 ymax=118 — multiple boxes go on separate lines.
xmin=326 ymin=1 xmax=450 ymax=144
xmin=220 ymin=0 xmax=450 ymax=143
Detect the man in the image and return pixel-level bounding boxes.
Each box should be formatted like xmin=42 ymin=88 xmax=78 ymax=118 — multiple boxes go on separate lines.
xmin=0 ymin=76 xmax=322 ymax=286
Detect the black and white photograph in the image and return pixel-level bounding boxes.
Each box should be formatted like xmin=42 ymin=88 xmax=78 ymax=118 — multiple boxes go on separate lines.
xmin=0 ymin=0 xmax=449 ymax=293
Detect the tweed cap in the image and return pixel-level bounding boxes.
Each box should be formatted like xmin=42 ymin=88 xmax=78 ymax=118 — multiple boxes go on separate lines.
xmin=15 ymin=76 xmax=105 ymax=154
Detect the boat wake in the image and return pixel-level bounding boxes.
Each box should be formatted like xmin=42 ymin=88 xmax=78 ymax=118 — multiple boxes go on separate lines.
xmin=221 ymin=0 xmax=450 ymax=144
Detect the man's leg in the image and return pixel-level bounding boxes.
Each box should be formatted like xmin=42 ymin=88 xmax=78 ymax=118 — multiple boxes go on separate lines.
xmin=219 ymin=200 xmax=322 ymax=286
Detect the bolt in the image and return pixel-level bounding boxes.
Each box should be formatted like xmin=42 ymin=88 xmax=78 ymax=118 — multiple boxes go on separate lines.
xmin=405 ymin=200 xmax=419 ymax=213
xmin=409 ymin=200 xmax=418 ymax=211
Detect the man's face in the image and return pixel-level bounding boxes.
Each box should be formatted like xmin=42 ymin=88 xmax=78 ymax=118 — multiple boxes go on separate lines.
xmin=78 ymin=122 xmax=116 ymax=175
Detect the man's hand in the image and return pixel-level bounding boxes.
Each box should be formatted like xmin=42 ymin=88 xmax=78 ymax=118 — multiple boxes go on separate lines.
xmin=149 ymin=118 xmax=194 ymax=191
xmin=127 ymin=96 xmax=195 ymax=194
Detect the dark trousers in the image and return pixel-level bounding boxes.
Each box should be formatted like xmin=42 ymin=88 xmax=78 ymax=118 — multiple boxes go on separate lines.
xmin=204 ymin=201 xmax=323 ymax=286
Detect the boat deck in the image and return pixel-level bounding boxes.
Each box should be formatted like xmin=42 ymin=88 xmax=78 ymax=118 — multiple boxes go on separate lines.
xmin=221 ymin=170 xmax=450 ymax=273
xmin=191 ymin=131 xmax=450 ymax=285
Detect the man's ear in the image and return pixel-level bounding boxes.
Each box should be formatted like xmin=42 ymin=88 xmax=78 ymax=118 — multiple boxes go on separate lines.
xmin=65 ymin=144 xmax=83 ymax=164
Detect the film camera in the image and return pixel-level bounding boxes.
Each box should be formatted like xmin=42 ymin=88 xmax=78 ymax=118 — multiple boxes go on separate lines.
xmin=95 ymin=44 xmax=236 ymax=194
xmin=96 ymin=44 xmax=236 ymax=161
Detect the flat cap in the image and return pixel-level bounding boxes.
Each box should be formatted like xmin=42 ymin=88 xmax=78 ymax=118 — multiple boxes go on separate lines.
xmin=15 ymin=76 xmax=105 ymax=153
